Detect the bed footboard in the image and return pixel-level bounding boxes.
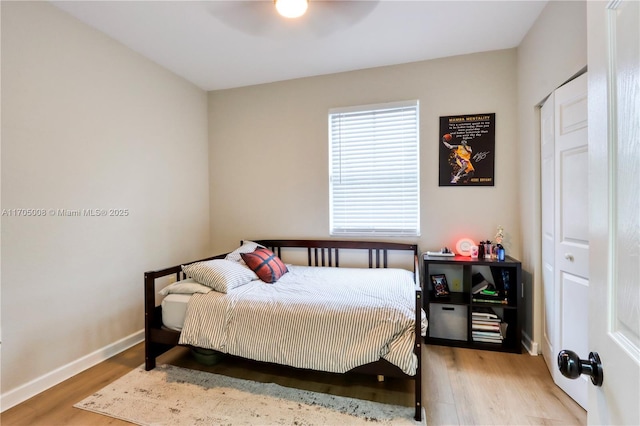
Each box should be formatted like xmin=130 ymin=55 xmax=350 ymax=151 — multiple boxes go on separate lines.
xmin=413 ymin=253 xmax=423 ymax=421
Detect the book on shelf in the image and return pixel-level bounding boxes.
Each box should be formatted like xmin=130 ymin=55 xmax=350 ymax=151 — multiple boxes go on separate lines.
xmin=471 ymin=272 xmax=491 ymax=294
xmin=472 ymin=332 xmax=503 ymax=343
xmin=472 ymin=307 xmax=500 ymax=319
xmin=472 ymin=319 xmax=502 ymax=327
xmin=472 ymin=323 xmax=501 ymax=331
xmin=472 ymin=334 xmax=502 ymax=342
xmin=500 ymin=322 xmax=508 ymax=335
xmin=473 ymin=336 xmax=504 ymax=344
xmin=472 ymin=294 xmax=508 ymax=304
xmin=472 ymin=323 xmax=508 ymax=337
xmin=472 ymin=330 xmax=502 ymax=338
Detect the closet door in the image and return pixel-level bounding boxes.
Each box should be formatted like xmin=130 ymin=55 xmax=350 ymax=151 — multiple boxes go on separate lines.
xmin=540 ymin=72 xmax=589 ymax=409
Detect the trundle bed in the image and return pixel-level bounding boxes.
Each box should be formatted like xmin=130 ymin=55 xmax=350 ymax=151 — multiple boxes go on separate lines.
xmin=144 ymin=239 xmax=425 ymax=421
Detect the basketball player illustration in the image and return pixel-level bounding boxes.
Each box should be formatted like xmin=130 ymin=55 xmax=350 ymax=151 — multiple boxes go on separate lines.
xmin=442 ymin=133 xmax=474 ymax=184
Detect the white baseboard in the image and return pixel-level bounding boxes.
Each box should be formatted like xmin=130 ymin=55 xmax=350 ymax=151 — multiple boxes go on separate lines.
xmin=1 ymin=329 xmax=144 ymax=412
xmin=522 ymin=331 xmax=539 ymax=355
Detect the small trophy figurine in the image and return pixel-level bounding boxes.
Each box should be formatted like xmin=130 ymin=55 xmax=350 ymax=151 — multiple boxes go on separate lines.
xmin=495 ymin=226 xmax=504 ymax=245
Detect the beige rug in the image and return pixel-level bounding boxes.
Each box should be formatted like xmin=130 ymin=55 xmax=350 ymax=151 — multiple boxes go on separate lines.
xmin=74 ymin=364 xmax=424 ymax=425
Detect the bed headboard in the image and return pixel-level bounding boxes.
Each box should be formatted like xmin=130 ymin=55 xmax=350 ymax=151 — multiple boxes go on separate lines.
xmin=251 ymin=239 xmax=418 ymax=272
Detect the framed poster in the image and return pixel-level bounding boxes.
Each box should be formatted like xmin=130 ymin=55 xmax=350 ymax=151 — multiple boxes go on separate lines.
xmin=439 ymin=113 xmax=495 ymax=186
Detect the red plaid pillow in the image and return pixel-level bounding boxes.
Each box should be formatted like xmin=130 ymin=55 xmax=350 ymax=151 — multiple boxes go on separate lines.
xmin=241 ymin=248 xmax=288 ymax=283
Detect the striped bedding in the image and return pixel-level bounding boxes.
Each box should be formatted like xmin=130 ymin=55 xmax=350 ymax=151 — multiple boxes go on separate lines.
xmin=178 ymin=265 xmax=427 ymax=376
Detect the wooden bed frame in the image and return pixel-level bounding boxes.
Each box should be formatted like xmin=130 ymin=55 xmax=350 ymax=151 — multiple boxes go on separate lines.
xmin=144 ymin=239 xmax=423 ymax=421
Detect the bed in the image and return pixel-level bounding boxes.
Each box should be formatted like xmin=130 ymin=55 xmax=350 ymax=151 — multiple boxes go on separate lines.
xmin=144 ymin=239 xmax=425 ymax=421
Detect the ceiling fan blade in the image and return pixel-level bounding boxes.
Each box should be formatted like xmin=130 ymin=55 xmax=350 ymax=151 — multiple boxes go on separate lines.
xmin=307 ymin=0 xmax=380 ymax=32
xmin=205 ymin=0 xmax=380 ymax=38
xmin=205 ymin=1 xmax=280 ymax=36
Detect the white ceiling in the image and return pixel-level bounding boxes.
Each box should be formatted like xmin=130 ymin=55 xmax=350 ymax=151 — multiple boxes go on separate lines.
xmin=52 ymin=0 xmax=548 ymax=91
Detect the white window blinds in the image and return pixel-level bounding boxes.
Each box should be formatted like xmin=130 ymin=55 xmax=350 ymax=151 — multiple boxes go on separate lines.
xmin=329 ymin=100 xmax=420 ymax=236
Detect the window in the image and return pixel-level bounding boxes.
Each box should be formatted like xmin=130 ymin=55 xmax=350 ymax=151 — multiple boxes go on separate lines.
xmin=329 ymin=100 xmax=420 ymax=236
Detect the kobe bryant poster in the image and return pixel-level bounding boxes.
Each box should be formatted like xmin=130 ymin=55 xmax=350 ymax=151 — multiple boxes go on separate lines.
xmin=439 ymin=113 xmax=495 ymax=187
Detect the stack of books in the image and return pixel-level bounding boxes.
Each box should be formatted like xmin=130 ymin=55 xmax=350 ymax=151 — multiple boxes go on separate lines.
xmin=471 ymin=308 xmax=507 ymax=344
xmin=472 ymin=273 xmax=507 ymax=304
xmin=472 ymin=292 xmax=508 ymax=305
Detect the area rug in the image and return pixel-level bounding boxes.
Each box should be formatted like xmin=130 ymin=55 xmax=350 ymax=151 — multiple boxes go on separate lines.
xmin=74 ymin=364 xmax=424 ymax=425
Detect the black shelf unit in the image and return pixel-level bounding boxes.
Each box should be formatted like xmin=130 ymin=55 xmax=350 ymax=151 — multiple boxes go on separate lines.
xmin=423 ymin=254 xmax=522 ymax=353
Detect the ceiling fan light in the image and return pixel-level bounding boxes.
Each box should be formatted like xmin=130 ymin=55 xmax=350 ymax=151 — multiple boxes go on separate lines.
xmin=275 ymin=0 xmax=308 ymax=19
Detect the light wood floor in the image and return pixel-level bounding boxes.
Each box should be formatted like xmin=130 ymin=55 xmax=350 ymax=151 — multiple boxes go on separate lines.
xmin=2 ymin=342 xmax=586 ymax=425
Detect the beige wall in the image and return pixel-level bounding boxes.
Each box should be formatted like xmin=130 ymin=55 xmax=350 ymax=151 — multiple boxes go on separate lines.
xmin=516 ymin=0 xmax=587 ymax=351
xmin=1 ymin=1 xmax=209 ymax=404
xmin=209 ymin=49 xmax=521 ymax=260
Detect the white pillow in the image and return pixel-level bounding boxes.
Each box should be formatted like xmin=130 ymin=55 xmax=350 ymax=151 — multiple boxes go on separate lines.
xmin=158 ymin=278 xmax=212 ymax=296
xmin=182 ymin=259 xmax=258 ymax=293
xmin=225 ymin=240 xmax=263 ymax=264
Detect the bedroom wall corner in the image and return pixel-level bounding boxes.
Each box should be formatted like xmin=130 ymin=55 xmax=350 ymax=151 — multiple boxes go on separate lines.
xmin=1 ymin=1 xmax=209 ymax=409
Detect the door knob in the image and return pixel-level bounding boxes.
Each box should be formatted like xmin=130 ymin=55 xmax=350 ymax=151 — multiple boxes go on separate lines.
xmin=564 ymin=253 xmax=574 ymax=261
xmin=557 ymin=349 xmax=604 ymax=386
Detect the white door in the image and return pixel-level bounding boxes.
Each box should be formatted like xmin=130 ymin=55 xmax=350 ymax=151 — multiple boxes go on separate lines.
xmin=587 ymin=1 xmax=640 ymax=424
xmin=540 ymin=73 xmax=590 ymax=408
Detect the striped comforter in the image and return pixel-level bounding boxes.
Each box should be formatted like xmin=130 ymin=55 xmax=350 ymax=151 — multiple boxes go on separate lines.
xmin=178 ymin=265 xmax=427 ymax=376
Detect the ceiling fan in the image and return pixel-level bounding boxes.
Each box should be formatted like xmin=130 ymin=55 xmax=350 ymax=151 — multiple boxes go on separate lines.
xmin=205 ymin=1 xmax=380 ymax=37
